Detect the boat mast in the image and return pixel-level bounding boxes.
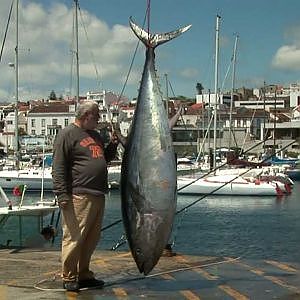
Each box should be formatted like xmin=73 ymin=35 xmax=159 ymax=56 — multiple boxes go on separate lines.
xmin=273 ymin=89 xmax=277 ymax=152
xmin=164 ymin=73 xmax=169 ymax=117
xmin=213 ymin=15 xmax=221 ymax=169
xmin=263 ymin=81 xmax=266 ymax=151
xmin=229 ymin=34 xmax=238 ymax=150
xmin=74 ymin=0 xmax=79 ymax=107
xmin=14 ymin=0 xmax=19 ymax=169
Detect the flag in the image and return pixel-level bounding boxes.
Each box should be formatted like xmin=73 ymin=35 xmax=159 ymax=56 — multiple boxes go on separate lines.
xmin=12 ymin=184 xmax=26 ymax=197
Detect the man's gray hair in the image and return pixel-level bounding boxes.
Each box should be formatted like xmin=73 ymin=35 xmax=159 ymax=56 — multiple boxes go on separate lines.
xmin=75 ymin=101 xmax=99 ymax=119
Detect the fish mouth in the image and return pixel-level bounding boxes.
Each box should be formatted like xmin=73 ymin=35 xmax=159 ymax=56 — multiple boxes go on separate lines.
xmin=134 ymin=247 xmax=160 ymax=275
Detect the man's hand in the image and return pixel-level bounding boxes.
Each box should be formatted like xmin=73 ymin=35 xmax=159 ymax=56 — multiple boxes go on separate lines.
xmin=58 ymin=200 xmax=68 ymax=209
xmin=110 ymin=131 xmax=120 ymax=145
xmin=56 ymin=194 xmax=70 ymax=209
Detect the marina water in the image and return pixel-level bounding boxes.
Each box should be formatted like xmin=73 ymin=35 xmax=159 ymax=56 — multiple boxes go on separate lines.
xmin=1 ymin=183 xmax=300 ymax=264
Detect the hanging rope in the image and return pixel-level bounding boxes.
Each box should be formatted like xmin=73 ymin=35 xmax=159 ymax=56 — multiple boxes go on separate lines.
xmin=0 ymin=0 xmax=14 ymax=63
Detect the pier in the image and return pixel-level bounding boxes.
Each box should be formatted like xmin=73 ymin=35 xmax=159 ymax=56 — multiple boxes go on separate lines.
xmin=0 ymin=248 xmax=299 ymax=299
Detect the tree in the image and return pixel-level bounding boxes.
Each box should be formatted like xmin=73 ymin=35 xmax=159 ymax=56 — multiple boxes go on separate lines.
xmin=49 ymin=90 xmax=57 ymax=100
xmin=196 ymin=82 xmax=204 ymax=95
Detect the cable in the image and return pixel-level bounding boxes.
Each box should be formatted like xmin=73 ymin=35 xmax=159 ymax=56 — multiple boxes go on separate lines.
xmin=0 ymin=0 xmax=14 ymax=63
xmin=33 ymin=255 xmax=241 ymax=292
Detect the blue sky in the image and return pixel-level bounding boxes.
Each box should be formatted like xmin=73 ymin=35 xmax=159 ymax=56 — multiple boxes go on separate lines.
xmin=1 ymin=0 xmax=300 ymax=101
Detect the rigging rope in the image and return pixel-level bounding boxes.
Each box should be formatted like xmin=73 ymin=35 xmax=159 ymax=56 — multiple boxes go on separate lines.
xmin=0 ymin=0 xmax=14 ymax=64
xmin=78 ymin=3 xmax=102 ymax=89
xmin=117 ymin=3 xmax=150 ymax=105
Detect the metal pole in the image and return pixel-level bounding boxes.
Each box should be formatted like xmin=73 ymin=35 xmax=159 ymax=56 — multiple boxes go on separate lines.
xmin=208 ymin=89 xmax=211 ymax=153
xmin=15 ymin=0 xmax=19 ymax=169
xmin=74 ymin=0 xmax=79 ymax=107
xmin=213 ymin=15 xmax=221 ymax=169
xmin=263 ymin=81 xmax=266 ymax=152
xmin=229 ymin=34 xmax=238 ymax=150
xmin=273 ymin=90 xmax=277 ymax=151
xmin=164 ymin=73 xmax=169 ymax=117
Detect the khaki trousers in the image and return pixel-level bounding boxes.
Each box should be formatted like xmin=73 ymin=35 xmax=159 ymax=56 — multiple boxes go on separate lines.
xmin=61 ymin=193 xmax=105 ymax=281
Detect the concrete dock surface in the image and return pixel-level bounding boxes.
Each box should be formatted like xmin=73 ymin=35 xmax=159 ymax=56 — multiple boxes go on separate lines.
xmin=0 ymin=248 xmax=300 ymax=299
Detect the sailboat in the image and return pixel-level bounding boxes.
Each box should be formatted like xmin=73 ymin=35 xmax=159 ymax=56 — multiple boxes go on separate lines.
xmin=177 ymin=173 xmax=285 ymax=196
xmin=0 ymin=1 xmax=59 ymax=249
xmin=0 ymin=0 xmax=54 ymax=192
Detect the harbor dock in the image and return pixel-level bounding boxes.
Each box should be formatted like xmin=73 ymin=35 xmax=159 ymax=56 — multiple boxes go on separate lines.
xmin=0 ymin=248 xmax=299 ymax=299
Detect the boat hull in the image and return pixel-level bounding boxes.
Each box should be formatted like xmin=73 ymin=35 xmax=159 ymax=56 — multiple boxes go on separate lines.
xmin=177 ymin=175 xmax=280 ymax=196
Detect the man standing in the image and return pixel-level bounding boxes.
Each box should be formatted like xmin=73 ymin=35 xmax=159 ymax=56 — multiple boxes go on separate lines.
xmin=52 ymin=101 xmax=119 ymax=291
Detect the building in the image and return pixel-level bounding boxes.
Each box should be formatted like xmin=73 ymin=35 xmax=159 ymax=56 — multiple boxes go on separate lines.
xmin=27 ymin=103 xmax=75 ymax=139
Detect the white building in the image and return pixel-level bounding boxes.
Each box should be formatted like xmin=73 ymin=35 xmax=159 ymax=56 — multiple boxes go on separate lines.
xmin=0 ymin=111 xmax=27 ymax=151
xmin=196 ymin=93 xmax=226 ymax=106
xmin=27 ymin=103 xmax=75 ymax=137
xmin=86 ymin=90 xmax=106 ymax=109
xmin=289 ymin=84 xmax=300 ymax=107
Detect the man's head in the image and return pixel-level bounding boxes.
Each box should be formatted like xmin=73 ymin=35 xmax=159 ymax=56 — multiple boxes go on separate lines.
xmin=75 ymin=101 xmax=100 ymax=130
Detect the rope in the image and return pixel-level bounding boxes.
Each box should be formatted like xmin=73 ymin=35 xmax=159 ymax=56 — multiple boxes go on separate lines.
xmin=0 ymin=0 xmax=14 ymax=63
xmin=78 ymin=4 xmax=102 ymax=89
xmin=146 ymin=0 xmax=151 ymax=41
xmin=33 ymin=256 xmax=240 ymax=292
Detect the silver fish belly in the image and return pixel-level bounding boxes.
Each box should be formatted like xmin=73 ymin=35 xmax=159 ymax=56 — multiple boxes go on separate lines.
xmin=121 ymin=18 xmax=191 ymax=275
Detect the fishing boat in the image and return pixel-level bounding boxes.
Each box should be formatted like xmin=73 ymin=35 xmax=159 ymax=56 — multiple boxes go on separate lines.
xmin=177 ymin=173 xmax=284 ymax=196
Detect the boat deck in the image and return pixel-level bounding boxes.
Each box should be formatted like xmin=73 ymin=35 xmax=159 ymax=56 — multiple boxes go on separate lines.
xmin=0 ymin=248 xmax=299 ymax=299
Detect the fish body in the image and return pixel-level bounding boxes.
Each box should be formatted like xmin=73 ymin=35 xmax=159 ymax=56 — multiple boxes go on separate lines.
xmin=121 ymin=18 xmax=191 ymax=275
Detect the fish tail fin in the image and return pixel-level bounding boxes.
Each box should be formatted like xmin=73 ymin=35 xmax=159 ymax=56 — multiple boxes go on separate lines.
xmin=129 ymin=17 xmax=191 ymax=48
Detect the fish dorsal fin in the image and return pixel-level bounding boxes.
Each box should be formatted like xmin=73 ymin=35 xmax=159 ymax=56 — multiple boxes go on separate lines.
xmin=129 ymin=17 xmax=191 ymax=48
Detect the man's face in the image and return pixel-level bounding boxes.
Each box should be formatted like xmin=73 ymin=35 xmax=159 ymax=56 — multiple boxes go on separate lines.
xmin=82 ymin=109 xmax=100 ymax=130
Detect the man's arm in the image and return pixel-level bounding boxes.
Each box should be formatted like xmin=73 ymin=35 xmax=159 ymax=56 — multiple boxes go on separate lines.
xmin=52 ymin=131 xmax=71 ymax=206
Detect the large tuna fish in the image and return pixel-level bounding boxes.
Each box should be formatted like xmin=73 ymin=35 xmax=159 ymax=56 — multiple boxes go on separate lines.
xmin=121 ymin=18 xmax=191 ymax=275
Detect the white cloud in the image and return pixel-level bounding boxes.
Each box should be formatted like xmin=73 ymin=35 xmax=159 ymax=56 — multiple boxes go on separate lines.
xmin=179 ymin=67 xmax=199 ymax=79
xmin=272 ymin=45 xmax=300 ymax=71
xmin=0 ymin=1 xmax=137 ymax=101
xmin=272 ymin=24 xmax=300 ymax=71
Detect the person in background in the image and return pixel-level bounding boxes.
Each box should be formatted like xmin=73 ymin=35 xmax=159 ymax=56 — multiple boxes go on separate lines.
xmin=52 ymin=101 xmax=119 ymax=291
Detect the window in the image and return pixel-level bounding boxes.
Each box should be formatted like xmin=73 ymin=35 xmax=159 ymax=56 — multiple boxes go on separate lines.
xmin=41 ymin=129 xmax=45 ymax=135
xmin=52 ymin=119 xmax=58 ymax=126
xmin=64 ymin=118 xmax=69 ymax=127
xmin=31 ymin=119 xmax=36 ymax=127
xmin=41 ymin=119 xmax=45 ymax=127
xmin=31 ymin=129 xmax=36 ymax=135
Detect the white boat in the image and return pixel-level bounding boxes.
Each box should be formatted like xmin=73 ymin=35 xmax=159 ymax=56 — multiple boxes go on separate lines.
xmin=0 ymin=203 xmax=58 ymax=217
xmin=215 ymin=167 xmax=293 ymax=193
xmin=177 ymin=174 xmax=284 ymax=196
xmin=0 ymin=185 xmax=59 ymax=248
xmin=0 ymin=167 xmax=53 ymax=191
xmin=0 ymin=164 xmax=123 ymax=191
